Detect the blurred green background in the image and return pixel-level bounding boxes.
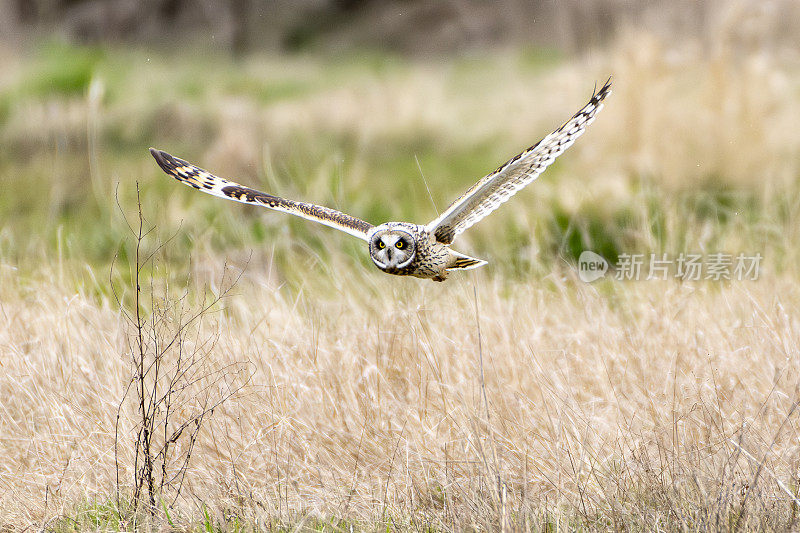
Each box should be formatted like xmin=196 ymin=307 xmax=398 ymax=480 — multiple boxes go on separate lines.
xmin=2 ymin=0 xmax=799 ymax=290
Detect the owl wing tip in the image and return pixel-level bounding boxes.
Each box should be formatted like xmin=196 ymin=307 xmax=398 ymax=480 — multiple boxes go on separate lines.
xmin=594 ymin=76 xmax=613 ymax=102
xmin=149 ymin=147 xmax=176 ymax=171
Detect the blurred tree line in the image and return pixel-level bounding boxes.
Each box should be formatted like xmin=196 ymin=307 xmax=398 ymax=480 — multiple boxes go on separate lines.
xmin=2 ymin=0 xmax=797 ymax=55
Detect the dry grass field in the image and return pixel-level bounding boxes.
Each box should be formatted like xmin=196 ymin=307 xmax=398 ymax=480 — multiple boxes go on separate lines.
xmin=1 ymin=13 xmax=800 ymax=532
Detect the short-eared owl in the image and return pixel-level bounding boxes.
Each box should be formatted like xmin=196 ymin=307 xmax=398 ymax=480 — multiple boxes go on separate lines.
xmin=151 ymin=79 xmax=611 ymax=282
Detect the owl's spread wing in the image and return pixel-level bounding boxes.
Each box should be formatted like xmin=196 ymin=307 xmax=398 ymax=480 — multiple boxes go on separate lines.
xmin=150 ymin=149 xmax=373 ymax=241
xmin=426 ymin=78 xmax=611 ymax=245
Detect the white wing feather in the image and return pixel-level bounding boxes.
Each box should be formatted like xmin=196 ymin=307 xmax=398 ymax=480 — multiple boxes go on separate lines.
xmin=426 ymin=79 xmax=611 ymax=244
xmin=150 ymin=149 xmax=374 ymax=241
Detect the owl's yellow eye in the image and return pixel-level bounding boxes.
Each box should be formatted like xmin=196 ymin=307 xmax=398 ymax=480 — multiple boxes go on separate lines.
xmin=377 ymin=241 xmax=385 ymax=249
xmin=396 ymin=241 xmax=405 ymax=249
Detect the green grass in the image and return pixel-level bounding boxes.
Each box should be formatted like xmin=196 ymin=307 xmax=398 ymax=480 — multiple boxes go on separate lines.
xmin=26 ymin=41 xmax=106 ymax=96
xmin=3 ymin=40 xmax=797 ymax=291
xmin=50 ymin=500 xmax=124 ymax=532
xmin=49 ymin=492 xmax=798 ymax=532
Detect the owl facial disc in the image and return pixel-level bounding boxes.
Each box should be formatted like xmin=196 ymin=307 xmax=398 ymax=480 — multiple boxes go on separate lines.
xmin=369 ymin=228 xmax=416 ymax=271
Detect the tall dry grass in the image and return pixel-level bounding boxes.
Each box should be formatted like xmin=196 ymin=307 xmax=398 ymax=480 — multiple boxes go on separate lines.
xmin=1 ymin=255 xmax=799 ymax=529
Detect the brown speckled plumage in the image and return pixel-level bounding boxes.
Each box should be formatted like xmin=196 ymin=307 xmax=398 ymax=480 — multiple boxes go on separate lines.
xmin=150 ymin=149 xmax=373 ymax=240
xmin=149 ymin=78 xmax=610 ymax=282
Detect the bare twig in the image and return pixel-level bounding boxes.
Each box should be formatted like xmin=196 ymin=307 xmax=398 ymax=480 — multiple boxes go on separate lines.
xmin=113 ymin=183 xmax=252 ymax=520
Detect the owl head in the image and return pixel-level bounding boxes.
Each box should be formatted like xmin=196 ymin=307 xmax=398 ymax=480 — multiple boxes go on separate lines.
xmin=369 ymin=225 xmax=416 ymax=272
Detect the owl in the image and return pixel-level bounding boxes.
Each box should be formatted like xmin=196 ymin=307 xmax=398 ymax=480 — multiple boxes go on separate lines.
xmin=151 ymin=79 xmax=611 ymax=282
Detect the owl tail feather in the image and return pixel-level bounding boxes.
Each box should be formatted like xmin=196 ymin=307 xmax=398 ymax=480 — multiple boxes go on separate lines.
xmin=447 ymin=250 xmax=488 ymax=271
